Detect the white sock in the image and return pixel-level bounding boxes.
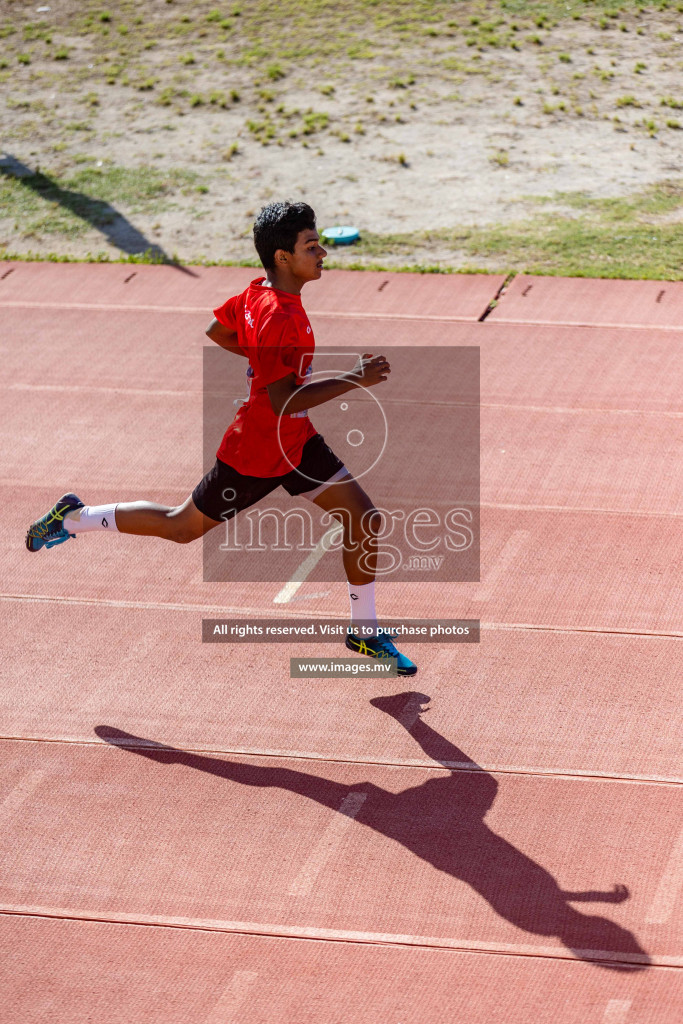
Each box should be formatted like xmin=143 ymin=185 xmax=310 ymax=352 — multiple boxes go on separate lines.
xmin=64 ymin=504 xmax=119 ymax=534
xmin=348 ymin=580 xmax=378 ymax=636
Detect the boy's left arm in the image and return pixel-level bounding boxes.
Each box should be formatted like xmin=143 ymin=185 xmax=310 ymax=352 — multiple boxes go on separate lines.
xmin=205 ymin=317 xmax=247 ymax=357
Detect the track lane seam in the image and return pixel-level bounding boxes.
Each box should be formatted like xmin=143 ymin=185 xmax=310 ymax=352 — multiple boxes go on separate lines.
xmin=2 ymin=594 xmax=680 ymax=637
xmin=6 ymin=482 xmax=682 ymax=518
xmin=0 ymin=905 xmax=673 ymax=969
xmin=0 ymin=300 xmax=484 ymax=323
xmin=7 ymin=384 xmax=683 ymax=418
xmin=0 ymin=733 xmax=680 ymax=786
xmin=4 ymin=298 xmax=683 ymax=333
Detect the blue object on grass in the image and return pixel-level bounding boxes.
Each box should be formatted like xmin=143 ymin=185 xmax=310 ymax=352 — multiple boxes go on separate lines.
xmin=321 ymin=225 xmax=360 ymax=245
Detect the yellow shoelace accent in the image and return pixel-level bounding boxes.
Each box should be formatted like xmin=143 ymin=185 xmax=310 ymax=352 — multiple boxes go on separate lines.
xmin=30 ymin=504 xmax=69 ymax=539
xmin=352 ymin=636 xmax=395 ymax=659
xmin=45 ymin=504 xmax=69 ymax=525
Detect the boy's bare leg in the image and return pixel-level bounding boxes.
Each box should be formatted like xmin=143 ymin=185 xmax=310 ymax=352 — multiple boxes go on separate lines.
xmin=311 ymin=476 xmax=379 ymax=585
xmin=310 ymin=475 xmax=417 ymax=674
xmin=113 ymin=495 xmax=219 ymax=543
xmin=27 ymin=491 xmax=219 ymax=550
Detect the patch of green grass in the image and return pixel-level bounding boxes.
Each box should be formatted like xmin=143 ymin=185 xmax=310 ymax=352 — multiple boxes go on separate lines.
xmin=0 ymin=163 xmax=200 ymax=241
xmin=389 ymin=73 xmax=415 ymax=88
xmin=301 ymin=110 xmax=329 ymax=134
xmin=464 ymin=182 xmax=683 ymax=278
xmin=157 ymin=86 xmax=175 ymax=106
xmin=318 ymin=180 xmax=683 ymax=279
xmin=0 ymin=249 xmax=178 ymax=265
xmin=3 ymin=0 xmax=682 ymax=273
xmin=4 ymin=174 xmax=683 ymax=278
xmin=247 ymin=117 xmax=276 ymax=142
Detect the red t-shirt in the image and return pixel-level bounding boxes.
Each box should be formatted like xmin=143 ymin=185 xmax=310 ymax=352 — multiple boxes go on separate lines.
xmin=212 ymin=278 xmax=317 ymax=477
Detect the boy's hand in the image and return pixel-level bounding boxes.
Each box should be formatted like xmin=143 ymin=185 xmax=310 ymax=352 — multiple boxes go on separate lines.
xmin=349 ymin=353 xmax=391 ymax=388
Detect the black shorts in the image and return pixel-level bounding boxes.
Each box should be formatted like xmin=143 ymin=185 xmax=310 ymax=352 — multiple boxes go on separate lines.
xmin=192 ymin=433 xmax=347 ymax=523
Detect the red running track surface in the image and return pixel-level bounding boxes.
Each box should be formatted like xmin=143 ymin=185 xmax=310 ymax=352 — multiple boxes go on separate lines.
xmin=1 ymin=266 xmax=682 ymax=1022
xmin=0 ymin=261 xmax=504 ymax=320
xmin=489 ymin=274 xmax=683 ymax=329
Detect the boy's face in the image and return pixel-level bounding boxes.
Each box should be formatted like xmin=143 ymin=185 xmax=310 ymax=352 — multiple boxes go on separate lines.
xmin=277 ymin=229 xmax=327 ymax=281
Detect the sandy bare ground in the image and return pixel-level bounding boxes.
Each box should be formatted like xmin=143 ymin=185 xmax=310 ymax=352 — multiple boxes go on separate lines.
xmin=1 ymin=1 xmax=682 ymax=267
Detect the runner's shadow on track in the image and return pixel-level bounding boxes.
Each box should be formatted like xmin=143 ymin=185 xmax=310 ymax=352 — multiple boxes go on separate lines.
xmin=95 ymin=693 xmax=650 ymax=972
xmin=0 ymin=153 xmax=195 ymax=272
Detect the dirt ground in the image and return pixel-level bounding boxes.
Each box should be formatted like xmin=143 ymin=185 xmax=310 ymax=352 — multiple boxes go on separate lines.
xmin=1 ymin=0 xmax=683 ymax=268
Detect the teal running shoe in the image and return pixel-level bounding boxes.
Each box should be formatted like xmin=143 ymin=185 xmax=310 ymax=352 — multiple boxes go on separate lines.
xmin=25 ymin=493 xmax=84 ymax=552
xmin=345 ymin=628 xmax=418 ymax=676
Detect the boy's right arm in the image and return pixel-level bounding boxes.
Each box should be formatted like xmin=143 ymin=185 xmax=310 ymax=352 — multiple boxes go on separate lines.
xmin=205 ymin=318 xmax=247 ymax=358
xmin=267 ymin=354 xmax=391 ymax=416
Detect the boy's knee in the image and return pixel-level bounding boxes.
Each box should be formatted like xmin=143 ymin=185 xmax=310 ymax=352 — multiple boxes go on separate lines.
xmin=167 ymin=509 xmax=202 ymax=544
xmin=346 ymin=506 xmax=381 ymax=542
xmin=172 ymin=529 xmax=198 ymax=544
xmin=360 ymin=506 xmax=382 ymax=534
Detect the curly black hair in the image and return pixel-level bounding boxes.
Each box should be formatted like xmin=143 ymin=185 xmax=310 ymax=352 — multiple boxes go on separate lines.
xmin=252 ymin=201 xmax=316 ymax=270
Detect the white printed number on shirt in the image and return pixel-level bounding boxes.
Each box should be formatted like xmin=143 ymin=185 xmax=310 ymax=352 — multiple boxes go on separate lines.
xmin=290 ymin=364 xmax=311 ymax=418
xmin=245 ymin=308 xmax=254 ymax=328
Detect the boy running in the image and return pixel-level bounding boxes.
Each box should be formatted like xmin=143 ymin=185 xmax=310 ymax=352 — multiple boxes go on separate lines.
xmin=25 ymin=201 xmax=417 ymax=675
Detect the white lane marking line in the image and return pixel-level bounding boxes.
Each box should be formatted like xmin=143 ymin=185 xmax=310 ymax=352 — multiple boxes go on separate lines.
xmin=7 ymin=385 xmax=682 ymax=418
xmin=475 ymin=530 xmax=530 ymax=601
xmin=4 ymin=735 xmax=682 ymax=786
xmin=488 ymin=314 xmax=683 ymax=333
xmin=0 ymin=902 xmax=664 ymax=965
xmin=205 ymin=970 xmax=258 ymax=1024
xmin=288 ymin=792 xmax=367 ymax=897
xmin=273 ymin=525 xmax=343 ymax=604
xmin=0 ymin=770 xmax=44 ymax=817
xmin=0 ymin=300 xmax=479 ymax=323
xmin=2 ymin=594 xmax=681 ymax=639
xmin=478 ymin=501 xmax=683 ymax=519
xmin=603 ymin=999 xmax=632 ymax=1023
xmin=646 ymin=826 xmax=683 ymax=924
xmin=0 ymin=592 xmax=339 ymax=618
xmin=0 ymin=301 xmax=210 ymax=313
xmin=8 ymin=383 xmax=201 ymax=397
